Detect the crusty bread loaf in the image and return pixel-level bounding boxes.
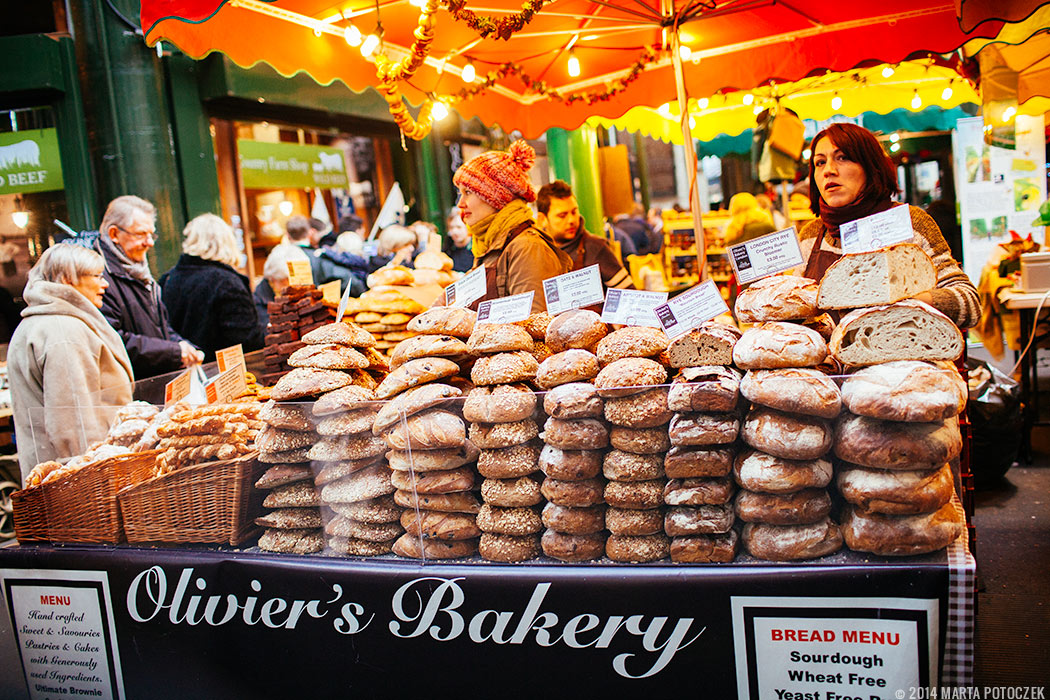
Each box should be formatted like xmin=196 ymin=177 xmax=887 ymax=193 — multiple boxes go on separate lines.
xmin=314 ymin=456 xmax=385 ymax=486
xmin=392 ymin=534 xmax=478 ymax=559
xmin=538 ymin=445 xmax=603 ymax=480
xmin=603 ymin=387 xmax=672 ymax=428
xmin=367 ymin=266 xmax=414 ymax=288
xmin=734 ymin=275 xmax=819 ymax=323
xmin=742 ymin=518 xmax=843 ymax=561
xmin=515 ymin=312 xmax=553 ymax=341
xmin=313 ymin=385 xmax=378 ymax=416
xmin=479 ymin=533 xmax=541 ymax=562
xmin=606 ymin=534 xmax=670 ymax=563
xmin=663 ymin=445 xmax=736 ymax=478
xmin=668 ymin=366 xmax=742 ymax=413
xmin=400 ymin=510 xmax=481 ymax=541
xmin=669 ymin=531 xmax=738 ymax=563
xmin=602 ymin=450 xmax=665 ymax=482
xmin=595 ymin=326 xmax=669 ymax=364
xmin=541 ymin=502 xmax=605 ymax=534
xmin=301 ymin=322 xmax=376 ymax=347
xmin=406 ymin=306 xmax=477 ymax=338
xmin=330 ymin=494 xmax=401 ymax=524
xmin=837 ymin=462 xmax=954 ymax=515
xmin=316 ymin=408 xmax=379 ymax=436
xmin=389 ymin=335 xmax=470 ymax=369
xmin=373 ymin=383 xmax=462 ymax=434
xmin=841 ymin=501 xmax=963 ymax=556
xmin=666 ymin=321 xmax=741 ymax=367
xmin=840 ymin=360 xmax=967 ymax=422
xmin=541 ymin=417 xmax=609 ymax=450
xmin=386 ymin=442 xmax=480 ymax=472
xmin=320 ymin=463 xmax=395 ymax=504
xmin=609 ymin=426 xmax=671 ymax=455
xmin=545 ymin=310 xmax=608 ymax=353
xmin=735 ymin=488 xmax=831 ymax=525
xmin=834 ymin=412 xmax=960 ymax=472
xmin=394 ymin=489 xmax=481 ymax=514
xmin=733 ymin=322 xmax=828 ymax=369
xmin=605 ymin=507 xmax=663 ymax=535
xmin=817 ymin=242 xmax=936 ymax=310
xmin=470 ymin=351 xmax=539 ymax=386
xmin=739 ymin=368 xmax=842 ymax=419
xmin=288 ymin=343 xmax=369 ymax=370
xmin=829 ymin=300 xmax=965 ymax=366
xmin=668 ymin=412 xmax=740 ymax=446
xmin=481 ymin=475 xmax=543 ymax=508
xmin=742 ymin=406 xmax=832 ymax=460
xmin=463 ymin=383 xmax=537 ymax=423
xmin=732 ymin=450 xmax=832 ymax=494
xmin=375 ymin=357 xmax=460 ymax=399
xmin=541 ymin=530 xmax=606 ymax=562
xmin=476 ymin=440 xmax=542 ymax=479
xmin=535 ymin=349 xmax=600 ymax=389
xmin=467 ymin=323 xmax=535 ymax=354
xmin=390 ymin=465 xmax=475 ymax=494
xmin=664 ymin=505 xmax=735 ymax=535
xmin=542 ymin=382 xmax=603 ymax=420
xmin=272 ymin=367 xmax=353 ymax=401
xmin=382 ymin=409 xmax=466 ymax=450
xmin=259 ymin=528 xmax=324 ymax=554
xmin=258 ymin=400 xmax=314 ymax=432
xmin=594 ymin=357 xmax=667 ymax=398
xmin=325 ymin=516 xmax=403 ymax=543
xmin=477 ymin=504 xmax=543 ymax=536
xmin=663 ymin=476 xmax=735 ymax=506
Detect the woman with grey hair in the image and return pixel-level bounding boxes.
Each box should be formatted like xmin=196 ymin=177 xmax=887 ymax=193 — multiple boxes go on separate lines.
xmin=253 ymin=243 xmax=309 ymax=330
xmin=9 ymin=243 xmax=134 ymax=481
xmin=368 ymin=224 xmax=418 ymax=272
xmin=160 ymin=213 xmax=263 ymax=361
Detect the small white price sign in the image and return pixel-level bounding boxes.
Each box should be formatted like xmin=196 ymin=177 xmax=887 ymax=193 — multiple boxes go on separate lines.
xmin=477 ymin=292 xmax=534 ymax=324
xmin=215 ymin=343 xmax=246 ymax=376
xmin=600 ymin=289 xmax=668 ymax=327
xmin=286 ymin=259 xmax=314 ymax=286
xmin=654 ymin=280 xmax=730 ymax=339
xmin=445 ymin=264 xmax=487 ymax=307
xmin=542 ymin=264 xmax=604 ymax=315
xmin=728 ymin=228 xmax=804 ymax=285
xmin=840 ymin=205 xmax=914 ymax=254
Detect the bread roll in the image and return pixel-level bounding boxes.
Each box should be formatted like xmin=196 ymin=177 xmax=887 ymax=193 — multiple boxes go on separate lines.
xmin=664 ymin=505 xmax=735 ymax=535
xmin=467 ymin=323 xmax=535 ymax=354
xmin=841 ymin=501 xmax=963 ymax=556
xmin=837 ymin=462 xmax=954 ymax=515
xmin=830 ymin=300 xmax=965 ymax=366
xmin=664 ymin=445 xmax=736 ymax=478
xmin=406 ymin=306 xmax=477 ymax=338
xmin=732 ymin=450 xmax=832 ymax=494
xmin=545 ymin=310 xmax=608 ymax=353
xmin=606 ymin=534 xmax=670 ymax=563
xmin=594 ymin=358 xmax=668 ymax=398
xmin=735 ymin=488 xmax=831 ymax=525
xmin=666 ymin=321 xmax=741 ymax=367
xmin=541 ymin=530 xmax=606 ymax=562
xmin=609 ymin=426 xmax=671 ymax=455
xmin=471 ymin=351 xmax=539 ymax=386
xmin=817 ymin=242 xmax=936 ymax=310
xmin=375 ymin=357 xmax=461 ymax=399
xmin=543 ymin=382 xmax=603 ymax=420
xmin=668 ymin=412 xmax=740 ymax=446
xmin=670 ymin=531 xmax=738 ymax=563
xmin=536 ymin=349 xmax=600 ymax=389
xmin=668 ymin=366 xmax=742 ymax=413
xmin=463 ymin=383 xmax=537 ymax=423
xmin=840 ymin=360 xmax=967 ymax=422
xmin=605 ymin=507 xmax=664 ymax=535
xmin=541 ymin=417 xmax=609 ymax=450
xmin=742 ymin=406 xmax=832 ymax=461
xmin=739 ymin=368 xmax=842 ymax=419
xmin=834 ymin=413 xmax=961 ymax=470
xmin=595 ymin=326 xmax=669 ymax=364
xmin=743 ymin=518 xmax=843 ymax=561
xmin=479 ymin=533 xmax=541 ymax=562
xmin=733 ymin=322 xmax=828 ymax=369
xmin=603 ymin=387 xmax=673 ymax=428
xmin=734 ymin=275 xmax=819 ymax=323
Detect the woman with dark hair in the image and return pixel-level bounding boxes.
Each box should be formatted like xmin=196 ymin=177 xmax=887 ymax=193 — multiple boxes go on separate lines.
xmin=801 ymin=123 xmax=979 ymax=328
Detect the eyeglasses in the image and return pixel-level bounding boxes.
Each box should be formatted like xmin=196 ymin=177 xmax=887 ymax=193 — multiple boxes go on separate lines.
xmin=115 ymin=225 xmax=156 ymax=243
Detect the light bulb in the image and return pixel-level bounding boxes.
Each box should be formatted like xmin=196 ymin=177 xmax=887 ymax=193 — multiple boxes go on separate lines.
xmin=658 ymin=102 xmax=672 ymax=117
xmin=313 ymin=23 xmax=323 ymax=37
xmin=278 ymin=201 xmax=294 ymax=216
xmin=742 ymin=93 xmax=754 ymax=106
xmin=890 ymin=143 xmax=901 ymax=153
xmin=802 ymin=148 xmax=812 ymax=160
xmin=941 ymin=85 xmax=953 ymax=101
xmin=890 ymin=133 xmax=900 ymax=143
xmin=679 ymin=45 xmax=691 ymax=61
xmin=361 ymin=33 xmax=381 ymax=57
xmin=1003 ymin=106 xmax=1017 ymax=122
xmin=12 ymin=211 xmax=28 ymax=229
xmin=344 ymin=25 xmax=362 ymax=46
xmin=431 ymin=101 xmax=449 ymax=121
xmin=910 ymin=91 xmax=922 ymax=109
xmin=410 ymin=0 xmax=426 ymax=6
xmin=831 ymin=94 xmax=842 ymax=111
xmin=567 ymin=51 xmax=580 ymax=78
xmin=698 ymin=97 xmax=709 ymax=109
xmin=752 ymin=105 xmax=762 ymax=115
xmin=461 ymin=60 xmax=475 ymax=83
xmin=689 ymin=116 xmax=696 ymax=129
xmin=882 ymin=65 xmax=895 ymax=78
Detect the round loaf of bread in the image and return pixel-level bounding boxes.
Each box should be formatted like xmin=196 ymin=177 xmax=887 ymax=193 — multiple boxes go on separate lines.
xmin=735 ymin=488 xmax=831 ymax=525
xmin=545 ymin=310 xmax=608 ymax=353
xmin=840 ymin=361 xmax=967 ymax=422
xmin=389 ymin=466 xmax=475 ymax=495
xmin=390 ymin=335 xmax=471 ymax=370
xmin=541 ymin=417 xmax=609 ymax=450
xmin=382 ymin=409 xmax=466 ymax=451
xmin=664 ymin=504 xmax=735 ymax=535
xmin=393 ymin=533 xmax=478 ymax=559
xmin=603 ymin=387 xmax=672 ymax=428
xmin=373 ymin=383 xmax=462 ymax=434
xmin=834 ymin=414 xmax=961 ymax=471
xmin=663 ymin=476 xmax=735 ymax=506
xmin=394 ymin=489 xmax=481 ymax=514
xmin=541 ymin=503 xmax=605 ymax=534
xmin=732 ymin=450 xmax=832 ymax=494
xmin=538 ymin=445 xmax=603 ymax=480
xmin=543 ymin=382 xmax=603 ymax=420
xmin=606 ymin=533 xmax=670 ymax=563
xmin=515 ymin=312 xmax=553 ymax=340
xmin=742 ymin=518 xmax=843 ymax=561
xmin=386 ymin=442 xmax=480 ymax=472
xmin=375 ymin=357 xmax=461 ymax=400
xmin=742 ymin=406 xmax=832 ymax=460
xmin=669 ymin=531 xmax=738 ymax=563
xmin=604 ymin=479 xmax=664 ymax=509
xmin=733 ymin=322 xmax=828 ymax=369
xmin=479 ymin=533 xmax=541 ymax=562
xmin=605 ymin=507 xmax=664 ymax=535
xmin=406 ymin=306 xmax=476 ymax=338
xmin=469 ymin=419 xmax=539 ymax=449
xmin=259 ymin=400 xmax=314 ymax=431
xmin=325 ymin=516 xmax=403 ymax=543
xmin=541 ymin=530 xmax=606 ymax=562
xmin=400 ymin=510 xmax=481 ymax=540
xmin=668 ymin=365 xmax=742 ymax=413
xmin=536 ymin=350 xmax=600 ymax=389
xmin=664 ymin=445 xmax=736 ymax=478
xmin=734 ymin=275 xmax=819 ymax=323
xmin=837 ymin=463 xmax=954 ymax=515
xmin=594 ymin=358 xmax=668 ymax=398
xmin=541 ymin=477 xmax=605 ymax=507
xmin=609 ymin=426 xmax=671 ymax=454
xmin=477 ymin=504 xmax=543 ymax=536
xmin=471 ymin=351 xmax=539 ymax=386
xmin=467 ymin=323 xmax=534 ymax=354
xmin=463 ymin=383 xmax=537 ymax=423
xmin=740 ymin=368 xmax=842 ymax=419
xmin=476 ymin=440 xmax=541 ymax=478
xmin=315 ymin=456 xmax=385 ymax=486
xmin=313 ymin=385 xmax=378 ymax=416
xmin=596 ymin=326 xmax=669 ymax=364
xmin=668 ymin=412 xmax=740 ymax=447
xmin=329 ymin=494 xmax=401 ymax=524
xmin=841 ymin=501 xmax=963 ymax=556
xmin=603 ymin=450 xmax=665 ymax=482
xmin=328 ymin=535 xmax=393 ymax=557
xmin=481 ymin=475 xmax=543 ymax=508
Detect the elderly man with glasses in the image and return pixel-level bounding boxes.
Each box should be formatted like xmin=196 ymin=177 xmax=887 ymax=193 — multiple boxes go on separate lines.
xmin=93 ymin=195 xmax=203 ymax=380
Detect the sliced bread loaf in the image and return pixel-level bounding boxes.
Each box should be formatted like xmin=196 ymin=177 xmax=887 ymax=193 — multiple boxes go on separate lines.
xmin=817 ymin=243 xmax=935 ymax=310
xmin=829 ymin=300 xmax=964 ymax=366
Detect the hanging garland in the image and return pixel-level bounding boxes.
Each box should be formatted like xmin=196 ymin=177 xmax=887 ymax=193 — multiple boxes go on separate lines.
xmin=444 ymin=0 xmax=546 ymax=41
xmin=373 ymin=0 xmax=441 ymax=139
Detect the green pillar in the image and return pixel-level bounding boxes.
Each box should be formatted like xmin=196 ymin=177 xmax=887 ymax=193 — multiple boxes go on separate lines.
xmin=633 ymin=131 xmax=651 ymax=211
xmin=568 ymin=126 xmax=604 ymax=236
xmin=418 ymin=132 xmax=443 ymax=230
xmin=166 ymin=53 xmax=221 ymax=220
xmin=546 ymin=128 xmax=572 ymax=184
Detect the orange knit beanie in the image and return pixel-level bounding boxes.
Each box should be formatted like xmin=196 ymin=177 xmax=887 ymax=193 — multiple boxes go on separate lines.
xmin=453 ymin=140 xmax=536 ymax=209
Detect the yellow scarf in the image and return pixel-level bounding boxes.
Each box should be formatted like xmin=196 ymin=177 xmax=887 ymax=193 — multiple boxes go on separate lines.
xmin=468 ymin=199 xmax=535 ymax=259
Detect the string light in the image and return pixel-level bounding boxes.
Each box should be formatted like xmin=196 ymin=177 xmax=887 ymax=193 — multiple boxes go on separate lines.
xmin=462 ymin=60 xmax=476 ymax=83
xmin=361 ymin=32 xmax=381 ymax=57
xmin=831 ymin=92 xmax=842 ymax=110
xmin=658 ymin=102 xmax=672 ymax=117
xmin=752 ymin=104 xmax=762 ymax=115
xmin=802 ymin=148 xmax=812 ymax=160
xmin=882 ymin=65 xmax=895 ymax=78
xmin=689 ymin=116 xmax=696 ymax=129
xmin=890 ymin=133 xmax=900 ymax=143
xmin=567 ymin=50 xmax=580 ymax=78
xmin=698 ymin=97 xmax=709 ymax=109
xmin=941 ymin=84 xmax=953 ymax=101
xmin=890 ymin=143 xmax=901 ymax=153
xmin=344 ymin=25 xmax=362 ymax=46
xmin=1003 ymin=106 xmax=1017 ymax=122
xmin=431 ymin=100 xmax=449 ymax=120
xmin=679 ymin=45 xmax=691 ymax=61
xmin=742 ymin=93 xmax=754 ymax=106
xmin=910 ymin=90 xmax=922 ymax=109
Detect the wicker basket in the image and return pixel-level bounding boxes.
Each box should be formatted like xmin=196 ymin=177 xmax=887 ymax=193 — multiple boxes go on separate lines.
xmin=12 ymin=451 xmax=159 ymax=544
xmin=118 ymin=453 xmax=265 ymax=546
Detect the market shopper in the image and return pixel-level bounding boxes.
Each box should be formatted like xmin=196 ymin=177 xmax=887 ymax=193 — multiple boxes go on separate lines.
xmin=94 ymin=195 xmax=203 ymax=378
xmin=160 ymin=213 xmax=264 ymax=361
xmin=536 ymin=180 xmax=634 ymax=291
xmin=453 ymin=141 xmax=573 ymax=313
xmin=287 ymin=215 xmax=364 ymax=296
xmin=442 ymin=209 xmax=473 ymax=273
xmin=801 ymin=123 xmax=979 ymax=328
xmin=9 ymin=243 xmax=134 ymax=480
xmin=724 ymin=192 xmax=777 ymax=246
xmin=613 ymin=203 xmax=655 ymax=255
xmin=369 ymin=225 xmax=418 ymax=272
xmin=254 ymin=243 xmax=310 ymax=331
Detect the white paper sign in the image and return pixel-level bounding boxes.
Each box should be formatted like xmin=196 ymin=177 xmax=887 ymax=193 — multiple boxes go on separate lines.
xmin=1 ymin=569 xmax=126 ymax=700
xmin=728 ymin=228 xmax=804 ymax=285
xmin=654 ymin=280 xmax=730 ymax=338
xmin=477 ymin=292 xmax=534 ymax=325
xmin=542 ymin=264 xmax=604 ymax=315
xmin=445 ymin=265 xmax=487 ymax=308
xmin=840 ymin=205 xmax=914 ymax=254
xmin=600 ymin=289 xmax=668 ymax=327
xmin=731 ymin=596 xmax=939 ymax=700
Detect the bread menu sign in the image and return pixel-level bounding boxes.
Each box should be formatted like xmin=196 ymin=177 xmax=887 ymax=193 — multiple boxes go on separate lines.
xmin=728 ymin=228 xmax=804 ymax=285
xmin=654 ymin=280 xmax=730 ymax=338
xmin=543 ymin=264 xmax=604 ymax=315
xmin=445 ymin=265 xmax=487 ymax=308
xmin=477 ymin=292 xmax=534 ymax=325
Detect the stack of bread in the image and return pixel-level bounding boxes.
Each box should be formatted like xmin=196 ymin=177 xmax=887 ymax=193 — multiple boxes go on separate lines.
xmin=660 ymin=322 xmax=744 ymax=563
xmin=350 ymin=270 xmax=428 ymax=355
xmin=594 ymin=324 xmax=675 ymax=563
xmin=819 ymin=245 xmax=967 ymax=556
xmin=733 ymin=276 xmax=843 ymax=561
xmin=154 ymin=403 xmax=262 ymax=475
xmin=378 ymin=306 xmax=480 ymax=560
xmin=534 ymin=310 xmax=609 ymax=562
xmin=465 ymin=321 xmax=545 ymax=562
xmin=263 ymin=285 xmax=335 ymax=378
xmin=411 ymin=250 xmax=458 ymax=288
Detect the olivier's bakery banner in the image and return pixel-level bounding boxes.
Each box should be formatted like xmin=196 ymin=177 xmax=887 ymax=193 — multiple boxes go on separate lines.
xmin=0 ymin=547 xmax=949 ymax=699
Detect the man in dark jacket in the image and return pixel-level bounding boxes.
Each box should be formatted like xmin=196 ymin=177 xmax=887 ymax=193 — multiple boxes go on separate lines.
xmin=612 ymin=203 xmax=654 ymax=256
xmin=93 ymin=195 xmax=203 ymax=379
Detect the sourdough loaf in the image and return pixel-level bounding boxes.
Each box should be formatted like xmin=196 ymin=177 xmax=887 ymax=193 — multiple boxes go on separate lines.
xmin=734 ymin=275 xmax=818 ymax=323
xmin=817 ymin=242 xmax=935 ymax=310
xmin=829 ymin=300 xmax=964 ymax=366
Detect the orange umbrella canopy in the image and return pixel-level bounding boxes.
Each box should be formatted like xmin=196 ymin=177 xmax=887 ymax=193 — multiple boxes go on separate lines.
xmin=142 ymin=0 xmax=1001 ymax=137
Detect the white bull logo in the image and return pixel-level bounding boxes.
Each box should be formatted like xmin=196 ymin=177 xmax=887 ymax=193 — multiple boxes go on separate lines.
xmin=317 ymin=151 xmax=343 ymax=172
xmin=0 ymin=140 xmax=41 ymax=170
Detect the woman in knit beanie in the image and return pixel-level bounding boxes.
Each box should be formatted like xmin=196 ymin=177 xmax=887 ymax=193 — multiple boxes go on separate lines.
xmin=453 ymin=140 xmax=572 ymax=312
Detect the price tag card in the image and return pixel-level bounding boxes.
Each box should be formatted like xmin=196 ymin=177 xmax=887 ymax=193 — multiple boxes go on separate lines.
xmin=215 ymin=344 xmax=246 ymax=376
xmin=164 ymin=369 xmax=193 ymax=406
xmin=319 ymin=280 xmax=341 ymax=305
xmin=205 ymin=367 xmax=249 ymax=404
xmin=287 ymin=259 xmax=314 ymax=286
xmin=445 ymin=265 xmax=487 ymax=307
xmin=728 ymin=228 xmax=804 ymax=285
xmin=477 ymin=292 xmax=534 ymax=325
xmin=336 ymin=274 xmax=354 ymax=323
xmin=543 ymin=264 xmax=604 ymax=315
xmin=840 ymin=205 xmax=913 ymax=254
xmin=600 ymin=289 xmax=668 ymax=327
xmin=654 ymin=280 xmax=730 ymax=339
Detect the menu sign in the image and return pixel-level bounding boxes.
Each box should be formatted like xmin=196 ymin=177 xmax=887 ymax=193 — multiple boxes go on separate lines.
xmin=840 ymin=206 xmax=914 ymax=254
xmin=728 ymin=228 xmax=804 ymax=285
xmin=205 ymin=367 xmax=248 ymax=404
xmin=445 ymin=265 xmax=487 ymax=308
xmin=543 ymin=265 xmax=604 ymax=315
xmin=477 ymin=292 xmax=534 ymax=325
xmin=654 ymin=280 xmax=729 ymax=339
xmin=600 ymin=289 xmax=667 ymax=327
xmin=215 ymin=344 xmax=246 ymax=376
